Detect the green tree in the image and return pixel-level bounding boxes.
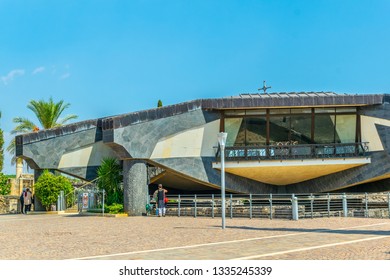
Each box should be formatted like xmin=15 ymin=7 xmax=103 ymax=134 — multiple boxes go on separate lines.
xmin=97 ymin=158 xmax=123 ymax=205
xmin=157 ymin=99 xmax=163 ymax=107
xmin=34 ymin=170 xmax=73 ymax=210
xmin=0 ymin=172 xmax=11 ymax=195
xmin=0 ymin=111 xmax=4 ymax=171
xmin=7 ymin=97 xmax=78 ymax=164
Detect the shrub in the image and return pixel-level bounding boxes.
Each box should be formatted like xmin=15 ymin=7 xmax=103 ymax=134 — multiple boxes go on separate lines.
xmin=0 ymin=172 xmax=10 ymax=195
xmin=106 ymin=203 xmax=124 ymax=214
xmin=97 ymin=158 xmax=123 ymax=205
xmin=34 ymin=170 xmax=73 ymax=210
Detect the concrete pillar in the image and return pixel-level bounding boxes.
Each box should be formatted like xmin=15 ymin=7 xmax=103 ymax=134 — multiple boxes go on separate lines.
xmin=33 ymin=169 xmax=45 ymax=211
xmin=123 ymin=160 xmax=148 ymax=216
xmin=34 ymin=169 xmax=44 ymax=183
xmin=16 ymin=157 xmax=23 ymax=194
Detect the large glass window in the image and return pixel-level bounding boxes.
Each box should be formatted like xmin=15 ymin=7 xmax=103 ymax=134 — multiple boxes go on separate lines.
xmin=245 ymin=117 xmax=267 ymax=145
xmin=269 ymin=116 xmax=290 ymax=144
xmin=225 ymin=118 xmax=244 ymax=146
xmin=290 ymin=115 xmax=312 ymax=144
xmin=335 ymin=115 xmax=356 ymax=143
xmin=225 ymin=117 xmax=266 ymax=146
xmin=314 ymin=115 xmax=336 ymax=144
xmin=223 ymin=107 xmax=358 ymax=147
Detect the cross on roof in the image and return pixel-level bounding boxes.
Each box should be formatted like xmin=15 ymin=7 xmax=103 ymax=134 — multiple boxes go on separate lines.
xmin=258 ymin=80 xmax=271 ymax=93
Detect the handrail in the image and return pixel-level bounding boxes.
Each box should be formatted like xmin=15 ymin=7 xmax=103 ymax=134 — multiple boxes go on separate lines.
xmin=215 ymin=142 xmax=369 ymax=161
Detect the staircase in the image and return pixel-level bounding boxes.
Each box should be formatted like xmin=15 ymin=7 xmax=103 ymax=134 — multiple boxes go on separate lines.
xmin=65 ymin=204 xmax=79 ymax=213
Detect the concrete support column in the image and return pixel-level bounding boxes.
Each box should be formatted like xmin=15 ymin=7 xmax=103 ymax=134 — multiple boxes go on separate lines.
xmin=33 ymin=169 xmax=45 ymax=211
xmin=34 ymin=169 xmax=44 ymax=183
xmin=16 ymin=158 xmax=23 ymax=194
xmin=123 ymin=160 xmax=148 ymax=216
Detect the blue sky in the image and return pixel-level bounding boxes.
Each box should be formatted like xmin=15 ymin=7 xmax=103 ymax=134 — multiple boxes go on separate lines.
xmin=1 ymin=0 xmax=390 ymax=174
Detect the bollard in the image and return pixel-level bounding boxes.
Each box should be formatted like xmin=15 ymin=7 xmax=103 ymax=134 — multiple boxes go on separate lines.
xmin=342 ymin=193 xmax=348 ymax=217
xmin=291 ymin=194 xmax=299 ymax=220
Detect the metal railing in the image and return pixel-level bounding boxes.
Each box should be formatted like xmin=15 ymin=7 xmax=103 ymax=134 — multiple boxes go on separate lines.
xmin=215 ymin=142 xmax=369 ymax=161
xmin=152 ymin=192 xmax=390 ymax=220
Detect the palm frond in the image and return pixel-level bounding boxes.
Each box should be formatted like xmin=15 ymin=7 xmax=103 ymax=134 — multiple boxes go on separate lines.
xmin=11 ymin=117 xmax=37 ymax=134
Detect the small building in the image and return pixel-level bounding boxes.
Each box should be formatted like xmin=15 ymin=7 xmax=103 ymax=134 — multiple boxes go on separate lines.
xmin=8 ymin=174 xmax=34 ymax=196
xmin=15 ymin=92 xmax=390 ymax=215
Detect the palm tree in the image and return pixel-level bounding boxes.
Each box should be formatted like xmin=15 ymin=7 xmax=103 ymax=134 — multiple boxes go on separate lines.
xmin=7 ymin=97 xmax=78 ymax=164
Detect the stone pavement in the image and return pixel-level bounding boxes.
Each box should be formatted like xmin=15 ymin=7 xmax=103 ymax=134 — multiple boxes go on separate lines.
xmin=0 ymin=213 xmax=389 ymax=260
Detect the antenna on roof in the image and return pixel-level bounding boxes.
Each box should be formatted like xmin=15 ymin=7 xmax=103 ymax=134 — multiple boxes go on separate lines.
xmin=258 ymin=80 xmax=271 ymax=93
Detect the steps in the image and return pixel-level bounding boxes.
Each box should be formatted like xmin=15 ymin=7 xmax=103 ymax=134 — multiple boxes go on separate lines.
xmin=65 ymin=204 xmax=79 ymax=213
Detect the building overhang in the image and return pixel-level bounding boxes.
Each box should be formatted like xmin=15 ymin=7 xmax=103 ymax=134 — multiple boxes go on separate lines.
xmin=212 ymin=157 xmax=371 ymax=185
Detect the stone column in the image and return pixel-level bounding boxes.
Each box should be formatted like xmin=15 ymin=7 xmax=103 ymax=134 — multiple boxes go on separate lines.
xmin=16 ymin=157 xmax=23 ymax=194
xmin=33 ymin=169 xmax=45 ymax=211
xmin=123 ymin=160 xmax=148 ymax=216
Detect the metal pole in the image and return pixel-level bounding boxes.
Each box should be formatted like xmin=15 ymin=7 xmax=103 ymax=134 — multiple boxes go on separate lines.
xmin=292 ymin=194 xmax=299 ymax=220
xmin=269 ymin=193 xmax=273 ymax=220
xmin=211 ymin=194 xmax=214 ymax=218
xmin=218 ymin=132 xmax=227 ymax=229
xmin=102 ymin=189 xmax=105 ymax=217
xmin=249 ymin=193 xmax=252 ymax=219
xmin=194 ymin=194 xmax=197 ymax=218
xmin=61 ymin=191 xmax=65 ymax=211
xmin=342 ymin=193 xmax=348 ymax=217
xmin=327 ymin=193 xmax=330 ymax=218
xmin=365 ymin=192 xmax=368 ymax=218
xmin=310 ymin=194 xmax=314 ymax=219
xmin=178 ymin=194 xmax=181 ymax=217
xmin=388 ymin=192 xmax=390 ymax=219
xmin=221 ymin=144 xmax=226 ymax=229
xmin=230 ymin=194 xmax=233 ymax=219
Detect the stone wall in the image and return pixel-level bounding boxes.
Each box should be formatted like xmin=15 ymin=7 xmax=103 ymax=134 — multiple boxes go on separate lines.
xmin=0 ymin=196 xmax=20 ymax=214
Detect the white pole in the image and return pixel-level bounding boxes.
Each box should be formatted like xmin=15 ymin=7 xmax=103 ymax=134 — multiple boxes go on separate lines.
xmin=221 ymin=145 xmax=226 ymax=229
xmin=218 ymin=132 xmax=227 ymax=230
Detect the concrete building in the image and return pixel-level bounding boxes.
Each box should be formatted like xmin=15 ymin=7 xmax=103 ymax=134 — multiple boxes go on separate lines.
xmin=15 ymin=92 xmax=390 ymax=215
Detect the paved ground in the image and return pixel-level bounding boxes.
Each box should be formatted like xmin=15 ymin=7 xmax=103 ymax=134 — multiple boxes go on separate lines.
xmin=0 ymin=213 xmax=389 ymax=260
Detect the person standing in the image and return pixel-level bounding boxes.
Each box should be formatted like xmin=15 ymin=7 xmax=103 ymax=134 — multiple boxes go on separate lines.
xmin=19 ymin=188 xmax=25 ymax=214
xmin=23 ymin=188 xmax=33 ymax=214
xmin=156 ymin=184 xmax=168 ymax=217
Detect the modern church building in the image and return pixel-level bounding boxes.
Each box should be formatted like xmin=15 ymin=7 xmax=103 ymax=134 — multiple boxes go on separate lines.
xmin=15 ymin=92 xmax=390 ymax=215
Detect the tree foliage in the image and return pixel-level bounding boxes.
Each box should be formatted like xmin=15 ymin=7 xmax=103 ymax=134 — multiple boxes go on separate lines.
xmin=0 ymin=172 xmax=11 ymax=195
xmin=34 ymin=170 xmax=73 ymax=210
xmin=0 ymin=111 xmax=4 ymax=171
xmin=97 ymin=158 xmax=123 ymax=205
xmin=157 ymin=99 xmax=163 ymax=107
xmin=7 ymin=97 xmax=78 ymax=164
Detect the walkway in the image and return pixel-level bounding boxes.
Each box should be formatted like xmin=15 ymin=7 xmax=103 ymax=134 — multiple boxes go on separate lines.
xmin=0 ymin=214 xmax=389 ymax=260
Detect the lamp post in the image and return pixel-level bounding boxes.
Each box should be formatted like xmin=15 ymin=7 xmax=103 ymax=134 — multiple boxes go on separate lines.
xmin=217 ymin=132 xmax=227 ymax=229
